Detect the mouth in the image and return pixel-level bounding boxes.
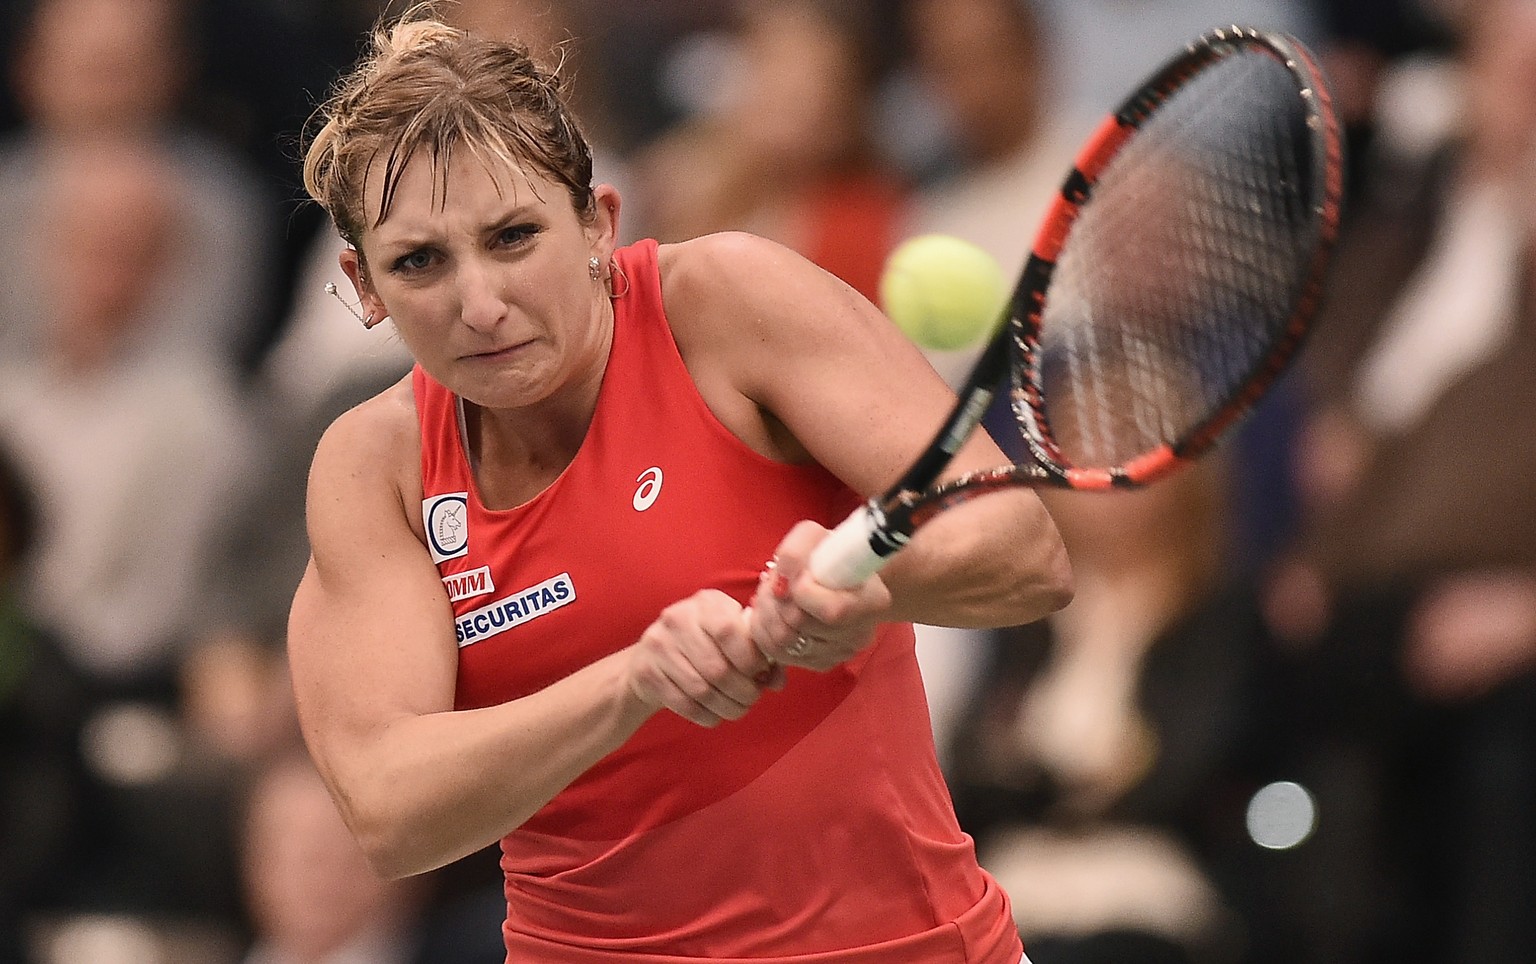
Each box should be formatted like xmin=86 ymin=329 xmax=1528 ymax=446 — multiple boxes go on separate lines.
xmin=462 ymin=340 xmax=534 ymax=362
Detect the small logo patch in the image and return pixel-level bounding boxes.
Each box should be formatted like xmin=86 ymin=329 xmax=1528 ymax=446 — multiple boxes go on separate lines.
xmin=443 ymin=565 xmax=495 ymax=602
xmin=455 ymin=572 xmax=576 ymax=647
xmin=423 ymin=492 xmax=469 ymax=563
xmin=633 ymin=466 xmax=663 ymax=511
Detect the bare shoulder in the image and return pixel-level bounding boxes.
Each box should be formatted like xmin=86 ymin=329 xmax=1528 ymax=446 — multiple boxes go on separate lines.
xmin=313 ymin=376 xmax=415 ymax=469
xmin=308 ymin=375 xmax=422 ymax=539
xmin=657 ymin=233 xmax=898 ymax=397
xmin=658 ymin=231 xmax=800 ymax=300
xmin=649 ymin=232 xmax=964 ymax=483
xmin=658 ymin=232 xmax=884 ymax=354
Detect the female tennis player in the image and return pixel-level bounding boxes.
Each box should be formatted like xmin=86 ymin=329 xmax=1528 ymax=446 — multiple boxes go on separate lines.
xmin=287 ymin=9 xmax=1070 ymax=962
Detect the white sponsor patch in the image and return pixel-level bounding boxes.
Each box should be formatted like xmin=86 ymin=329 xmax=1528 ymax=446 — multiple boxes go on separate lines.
xmin=455 ymin=572 xmax=576 ymax=648
xmin=442 ymin=565 xmax=495 ymax=602
xmin=423 ymin=492 xmax=469 ymax=562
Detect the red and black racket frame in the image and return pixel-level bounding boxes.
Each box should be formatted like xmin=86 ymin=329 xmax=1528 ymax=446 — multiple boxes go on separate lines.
xmin=860 ymin=26 xmax=1345 ymax=562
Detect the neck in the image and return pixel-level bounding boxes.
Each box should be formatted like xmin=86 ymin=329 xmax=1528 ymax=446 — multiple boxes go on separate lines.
xmin=466 ymin=295 xmax=615 ymax=509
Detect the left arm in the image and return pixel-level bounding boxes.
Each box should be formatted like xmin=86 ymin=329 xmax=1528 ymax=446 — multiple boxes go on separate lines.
xmin=662 ymin=232 xmax=1073 ymax=639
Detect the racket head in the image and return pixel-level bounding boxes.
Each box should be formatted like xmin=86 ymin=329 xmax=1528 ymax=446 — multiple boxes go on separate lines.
xmin=1004 ymin=26 xmax=1344 ymax=491
xmin=819 ymin=27 xmax=1343 ymax=586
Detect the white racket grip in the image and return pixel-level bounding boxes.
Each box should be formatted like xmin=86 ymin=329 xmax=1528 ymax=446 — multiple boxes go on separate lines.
xmin=809 ymin=504 xmax=891 ymax=589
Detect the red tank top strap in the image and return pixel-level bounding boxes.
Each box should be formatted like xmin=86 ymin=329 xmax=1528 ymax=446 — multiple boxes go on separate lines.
xmin=605 ymin=238 xmax=684 ymax=412
xmin=612 ymin=236 xmax=663 ymax=326
xmin=412 ymin=364 xmax=471 ymax=494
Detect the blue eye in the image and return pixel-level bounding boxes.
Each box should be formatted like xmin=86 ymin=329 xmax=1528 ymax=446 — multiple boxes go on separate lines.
xmin=496 ymin=224 xmax=540 ymax=247
xmin=393 ymin=250 xmax=436 ymax=273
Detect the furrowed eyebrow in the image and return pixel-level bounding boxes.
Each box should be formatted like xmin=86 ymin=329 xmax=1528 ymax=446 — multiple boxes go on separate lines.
xmin=373 ymin=201 xmax=542 ymax=251
xmin=476 ymin=204 xmax=541 ymax=234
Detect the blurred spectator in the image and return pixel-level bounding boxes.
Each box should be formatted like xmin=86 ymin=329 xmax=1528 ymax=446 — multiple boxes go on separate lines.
xmin=1225 ymin=0 xmax=1452 ymax=576
xmin=0 ymin=440 xmax=91 ymax=964
xmin=180 ymin=629 xmax=299 ymax=771
xmin=947 ymin=462 xmax=1296 ymax=963
xmin=0 ymin=133 xmax=264 ymax=962
xmin=206 ymin=224 xmax=414 ymax=644
xmin=442 ymin=0 xmax=637 ymax=221
xmin=0 ymin=134 xmax=260 ymax=688
xmin=887 ymin=0 xmax=1075 ymax=770
xmin=179 ymin=0 xmax=376 ymax=367
xmin=1307 ymin=0 xmax=1453 ymax=197
xmin=631 ymin=0 xmax=908 ymax=302
xmin=238 ymin=751 xmax=425 ymax=964
xmin=0 ymin=0 xmax=278 ymax=370
xmin=895 ymin=0 xmax=1075 ymax=385
xmin=1033 ymin=0 xmax=1321 ymax=125
xmin=222 ymin=6 xmax=619 ymax=940
xmin=439 ymin=0 xmax=574 ymax=55
xmin=559 ymin=1 xmax=734 ymax=153
xmin=1267 ymin=0 xmax=1536 ymax=958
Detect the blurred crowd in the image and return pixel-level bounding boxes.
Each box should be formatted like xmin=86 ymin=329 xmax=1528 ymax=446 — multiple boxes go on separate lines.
xmin=0 ymin=0 xmax=1533 ymax=962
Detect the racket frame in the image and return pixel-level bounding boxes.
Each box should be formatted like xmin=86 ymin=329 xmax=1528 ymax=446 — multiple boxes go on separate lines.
xmin=810 ymin=26 xmax=1344 ymax=588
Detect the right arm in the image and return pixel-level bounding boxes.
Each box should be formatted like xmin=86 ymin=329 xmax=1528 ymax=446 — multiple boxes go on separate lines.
xmin=287 ymin=389 xmax=771 ymax=879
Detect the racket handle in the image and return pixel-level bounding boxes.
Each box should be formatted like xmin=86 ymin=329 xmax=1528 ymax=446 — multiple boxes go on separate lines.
xmin=809 ymin=504 xmax=893 ymax=589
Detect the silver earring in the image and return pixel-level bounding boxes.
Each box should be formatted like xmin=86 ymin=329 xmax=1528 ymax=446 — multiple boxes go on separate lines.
xmin=325 ymin=282 xmax=383 ymax=329
xmin=589 ymin=256 xmax=602 ymax=281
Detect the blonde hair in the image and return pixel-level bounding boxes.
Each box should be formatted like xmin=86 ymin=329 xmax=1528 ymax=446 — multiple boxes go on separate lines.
xmin=302 ymin=5 xmax=595 ymax=252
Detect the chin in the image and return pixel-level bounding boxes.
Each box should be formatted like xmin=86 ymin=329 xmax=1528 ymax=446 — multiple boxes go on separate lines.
xmin=455 ymin=365 xmax=559 ymax=411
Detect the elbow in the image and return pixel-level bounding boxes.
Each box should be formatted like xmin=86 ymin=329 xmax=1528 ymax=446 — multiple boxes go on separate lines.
xmin=355 ymin=813 xmax=447 ymax=881
xmin=1036 ymin=538 xmax=1075 ymax=614
xmin=338 ymin=787 xmax=445 ymax=881
xmin=346 ymin=783 xmax=518 ymax=881
xmin=355 ymin=821 xmax=424 ymax=882
xmin=1010 ymin=532 xmax=1074 ymax=623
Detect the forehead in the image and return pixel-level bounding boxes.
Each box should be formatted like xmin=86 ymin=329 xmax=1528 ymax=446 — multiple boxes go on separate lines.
xmin=360 ymin=146 xmax=561 ymax=236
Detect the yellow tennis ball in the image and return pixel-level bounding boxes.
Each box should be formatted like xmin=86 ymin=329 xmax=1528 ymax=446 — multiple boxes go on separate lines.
xmin=879 ymin=234 xmax=1007 ymax=352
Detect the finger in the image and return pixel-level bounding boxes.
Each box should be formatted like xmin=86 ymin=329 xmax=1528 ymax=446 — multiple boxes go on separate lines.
xmin=753 ymin=662 xmax=788 ymax=690
xmin=633 ymin=634 xmax=756 ymax=725
xmin=674 ymin=623 xmax=766 ymax=711
xmin=789 ymin=569 xmax=892 ymax=627
xmin=765 ymin=520 xmax=829 ymax=587
xmin=629 ymin=656 xmax=731 ymax=727
xmin=654 ymin=593 xmax=766 ymax=704
xmin=766 ymin=521 xmax=893 ymax=625
xmin=708 ymin=604 xmax=776 ymax=680
xmin=746 ymin=594 xmax=803 ymax=662
xmin=651 ymin=674 xmax=733 ymax=727
xmin=687 ymin=597 xmax=776 ymax=704
xmin=661 ymin=656 xmax=757 ymax=723
xmin=750 ymin=559 xmax=811 ymax=634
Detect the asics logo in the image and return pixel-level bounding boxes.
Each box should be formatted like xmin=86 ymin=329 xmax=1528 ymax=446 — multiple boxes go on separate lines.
xmin=633 ymin=466 xmax=663 ymax=511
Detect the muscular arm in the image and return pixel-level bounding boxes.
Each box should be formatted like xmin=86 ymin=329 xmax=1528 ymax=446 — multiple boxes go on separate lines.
xmin=288 ymin=389 xmax=768 ymax=878
xmin=665 ymin=232 xmax=1072 ymax=630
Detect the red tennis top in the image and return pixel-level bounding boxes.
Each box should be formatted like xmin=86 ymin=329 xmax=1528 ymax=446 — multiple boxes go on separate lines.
xmin=413 ymin=239 xmax=1023 ymax=962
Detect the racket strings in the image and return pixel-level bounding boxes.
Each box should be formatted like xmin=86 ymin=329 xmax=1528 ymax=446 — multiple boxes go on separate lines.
xmin=1034 ymin=49 xmax=1319 ymax=470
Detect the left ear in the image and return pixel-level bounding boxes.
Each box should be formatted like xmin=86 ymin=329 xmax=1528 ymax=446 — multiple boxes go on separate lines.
xmin=586 ymin=184 xmax=623 ymax=266
xmin=338 ymin=247 xmax=388 ymax=326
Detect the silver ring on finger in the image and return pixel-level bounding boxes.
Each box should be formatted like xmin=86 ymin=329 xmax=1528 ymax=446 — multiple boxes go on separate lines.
xmin=785 ymin=633 xmax=815 ymax=659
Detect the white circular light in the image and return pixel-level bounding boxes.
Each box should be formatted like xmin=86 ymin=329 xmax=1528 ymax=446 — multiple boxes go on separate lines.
xmin=1246 ymin=780 xmax=1317 ymax=850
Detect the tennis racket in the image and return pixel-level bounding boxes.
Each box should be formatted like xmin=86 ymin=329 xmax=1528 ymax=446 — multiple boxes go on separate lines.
xmin=811 ymin=25 xmax=1344 ymax=588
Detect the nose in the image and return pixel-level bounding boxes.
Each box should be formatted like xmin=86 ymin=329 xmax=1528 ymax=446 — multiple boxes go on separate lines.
xmin=456 ymin=260 xmax=507 ymax=332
